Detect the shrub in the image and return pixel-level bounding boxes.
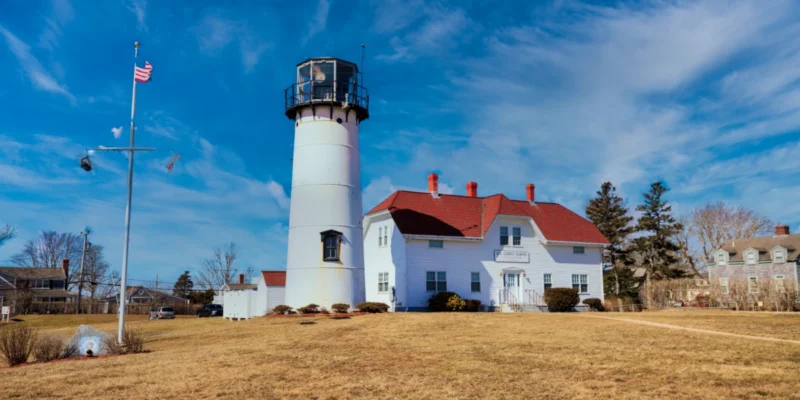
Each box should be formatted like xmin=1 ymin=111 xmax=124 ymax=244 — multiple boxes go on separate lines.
xmin=428 ymin=291 xmax=460 ymax=311
xmin=582 ymin=298 xmax=604 ymax=312
xmin=272 ymin=305 xmax=293 ymax=315
xmin=463 ymin=299 xmax=482 ymax=312
xmin=123 ymin=328 xmax=145 ymax=354
xmin=446 ymin=295 xmax=466 ymax=311
xmin=62 ymin=342 xmax=78 ymax=359
xmin=298 ymin=304 xmax=320 ymax=314
xmin=103 ymin=335 xmax=122 ymax=355
xmin=355 ymin=302 xmax=389 ymax=313
xmin=544 ymin=288 xmax=579 ymax=312
xmin=331 ymin=303 xmax=350 ymax=313
xmin=33 ymin=334 xmax=63 ymax=362
xmin=0 ymin=323 xmax=37 ymax=366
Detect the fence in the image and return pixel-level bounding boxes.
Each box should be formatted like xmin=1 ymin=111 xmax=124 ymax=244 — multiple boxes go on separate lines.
xmin=641 ymin=278 xmax=799 ymax=312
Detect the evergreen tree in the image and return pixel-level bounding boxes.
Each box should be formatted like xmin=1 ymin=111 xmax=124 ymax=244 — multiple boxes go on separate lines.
xmin=585 ymin=182 xmax=635 ymax=297
xmin=173 ymin=271 xmax=194 ymax=298
xmin=189 ymin=288 xmax=216 ymax=305
xmin=634 ymin=181 xmax=685 ymax=280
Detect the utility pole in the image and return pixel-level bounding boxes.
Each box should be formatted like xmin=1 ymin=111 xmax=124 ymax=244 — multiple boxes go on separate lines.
xmin=76 ymin=229 xmax=89 ymax=314
xmin=155 ymin=273 xmax=159 ymax=292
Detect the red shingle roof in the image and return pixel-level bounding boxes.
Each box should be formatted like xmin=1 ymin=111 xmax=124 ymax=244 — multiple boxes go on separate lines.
xmin=366 ymin=191 xmax=609 ymax=245
xmin=261 ymin=271 xmax=286 ymax=286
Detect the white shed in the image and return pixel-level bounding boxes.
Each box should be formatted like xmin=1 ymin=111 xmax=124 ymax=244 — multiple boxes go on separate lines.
xmin=221 ymin=271 xmax=286 ymax=320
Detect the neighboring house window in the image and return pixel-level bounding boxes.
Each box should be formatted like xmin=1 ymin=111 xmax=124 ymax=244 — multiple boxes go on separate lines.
xmin=745 ymin=251 xmax=757 ymax=265
xmin=544 ymin=273 xmax=552 ymax=291
xmin=426 ymin=271 xmax=446 ymax=292
xmin=572 ymin=274 xmax=588 ymax=293
xmin=500 ymin=227 xmax=509 ymax=246
xmin=51 ymin=279 xmax=65 ymax=289
xmin=773 ymin=249 xmax=785 ymax=263
xmin=320 ymin=230 xmax=342 ymax=261
xmin=428 ymin=240 xmax=444 ymax=248
xmin=573 ymin=246 xmax=585 ymax=254
xmin=378 ymin=272 xmax=389 ymax=292
xmin=719 ymin=278 xmax=729 ymax=295
xmin=31 ymin=279 xmax=49 ymax=289
xmin=471 ymin=272 xmax=481 ymax=292
xmin=716 ymin=251 xmax=727 ymax=265
xmin=378 ymin=227 xmax=383 ymax=247
xmin=384 ymin=227 xmax=388 ymax=246
xmin=775 ymin=275 xmax=785 ymax=292
xmin=512 ymin=227 xmax=521 ymax=246
xmin=748 ymin=277 xmax=758 ymax=294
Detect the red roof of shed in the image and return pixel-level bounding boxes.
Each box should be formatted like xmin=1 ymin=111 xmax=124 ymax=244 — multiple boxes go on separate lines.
xmin=366 ymin=191 xmax=609 ymax=245
xmin=261 ymin=270 xmax=286 ymax=286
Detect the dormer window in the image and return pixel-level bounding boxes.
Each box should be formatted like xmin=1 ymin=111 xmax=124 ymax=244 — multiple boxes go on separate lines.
xmin=773 ymin=248 xmax=786 ymax=264
xmin=715 ymin=250 xmax=728 ymax=265
xmin=745 ymin=250 xmax=757 ymax=265
xmin=320 ymin=230 xmax=342 ymax=261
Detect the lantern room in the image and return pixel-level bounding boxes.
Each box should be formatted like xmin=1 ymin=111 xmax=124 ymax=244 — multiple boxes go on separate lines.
xmin=283 ymin=57 xmax=369 ymax=121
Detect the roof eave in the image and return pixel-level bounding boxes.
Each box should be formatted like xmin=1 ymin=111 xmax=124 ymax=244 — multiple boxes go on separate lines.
xmin=403 ymin=234 xmax=483 ymax=242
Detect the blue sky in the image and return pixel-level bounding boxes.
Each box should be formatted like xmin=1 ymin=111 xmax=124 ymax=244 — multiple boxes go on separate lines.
xmin=1 ymin=0 xmax=799 ymax=286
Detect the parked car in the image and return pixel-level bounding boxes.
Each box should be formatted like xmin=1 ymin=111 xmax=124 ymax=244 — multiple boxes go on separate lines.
xmin=149 ymin=306 xmax=176 ymax=320
xmin=196 ymin=304 xmax=223 ymax=318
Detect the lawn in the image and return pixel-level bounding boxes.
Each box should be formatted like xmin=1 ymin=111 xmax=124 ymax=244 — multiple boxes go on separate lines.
xmin=2 ymin=311 xmax=800 ymax=399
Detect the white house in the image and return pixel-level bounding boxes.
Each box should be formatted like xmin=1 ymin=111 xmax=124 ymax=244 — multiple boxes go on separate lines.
xmin=363 ymin=175 xmax=609 ymax=312
xmin=222 ymin=271 xmax=286 ymax=320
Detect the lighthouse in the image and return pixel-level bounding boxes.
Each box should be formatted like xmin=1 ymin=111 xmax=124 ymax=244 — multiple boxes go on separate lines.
xmin=282 ymin=57 xmax=369 ymax=309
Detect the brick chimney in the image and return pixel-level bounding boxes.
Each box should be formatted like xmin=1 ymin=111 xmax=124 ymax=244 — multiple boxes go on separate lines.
xmin=526 ymin=184 xmax=535 ymax=204
xmin=62 ymin=259 xmax=69 ymax=279
xmin=238 ymin=273 xmax=245 ymax=284
xmin=775 ymin=224 xmax=790 ymax=236
xmin=466 ymin=181 xmax=478 ymax=197
xmin=428 ymin=173 xmax=439 ymax=198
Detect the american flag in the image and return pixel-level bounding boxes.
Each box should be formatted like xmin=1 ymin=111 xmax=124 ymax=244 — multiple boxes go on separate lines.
xmin=134 ymin=61 xmax=153 ymax=82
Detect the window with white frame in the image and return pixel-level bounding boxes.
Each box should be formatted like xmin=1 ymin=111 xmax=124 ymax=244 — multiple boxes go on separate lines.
xmin=512 ymin=227 xmax=521 ymax=246
xmin=471 ymin=272 xmax=481 ymax=292
xmin=716 ymin=251 xmax=727 ymax=265
xmin=773 ymin=249 xmax=786 ymax=263
xmin=544 ymin=273 xmax=552 ymax=291
xmin=719 ymin=278 xmax=729 ymax=295
xmin=571 ymin=274 xmax=588 ymax=293
xmin=378 ymin=272 xmax=389 ymax=292
xmin=426 ymin=271 xmax=446 ymax=292
xmin=378 ymin=227 xmax=383 ymax=247
xmin=428 ymin=240 xmax=443 ymax=248
xmin=383 ymin=227 xmax=388 ymax=246
xmin=775 ymin=275 xmax=785 ymax=292
xmin=745 ymin=250 xmax=757 ymax=265
xmin=31 ymin=279 xmax=49 ymax=289
xmin=500 ymin=227 xmax=509 ymax=246
xmin=573 ymin=246 xmax=585 ymax=254
xmin=748 ymin=276 xmax=759 ymax=294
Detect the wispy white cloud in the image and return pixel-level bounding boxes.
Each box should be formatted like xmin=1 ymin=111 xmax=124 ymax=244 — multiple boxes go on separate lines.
xmin=301 ymin=0 xmax=330 ymax=46
xmin=126 ymin=0 xmax=147 ymax=31
xmin=0 ymin=25 xmax=76 ymax=103
xmin=372 ymin=0 xmax=424 ymax=34
xmin=111 ymin=126 xmax=124 ymax=139
xmin=38 ymin=0 xmax=73 ymax=50
xmin=193 ymin=14 xmax=273 ymax=73
xmin=376 ymin=5 xmax=472 ymax=63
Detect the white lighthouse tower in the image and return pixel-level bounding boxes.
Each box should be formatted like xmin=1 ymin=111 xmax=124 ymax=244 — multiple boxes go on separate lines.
xmin=282 ymin=57 xmax=369 ymax=309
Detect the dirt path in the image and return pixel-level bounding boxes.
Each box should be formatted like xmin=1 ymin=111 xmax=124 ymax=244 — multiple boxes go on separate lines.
xmin=588 ymin=315 xmax=800 ymax=345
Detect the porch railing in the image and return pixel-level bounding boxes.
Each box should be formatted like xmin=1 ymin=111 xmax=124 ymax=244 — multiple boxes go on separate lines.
xmin=524 ymin=289 xmax=545 ymax=306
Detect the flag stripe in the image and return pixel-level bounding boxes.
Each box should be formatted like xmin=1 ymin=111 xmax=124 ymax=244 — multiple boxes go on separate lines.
xmin=133 ymin=61 xmax=153 ymax=83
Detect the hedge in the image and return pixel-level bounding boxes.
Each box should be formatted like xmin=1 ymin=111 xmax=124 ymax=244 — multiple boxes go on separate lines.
xmin=355 ymin=302 xmax=389 ymax=313
xmin=582 ymin=298 xmax=604 ymax=312
xmin=544 ymin=288 xmax=579 ymax=312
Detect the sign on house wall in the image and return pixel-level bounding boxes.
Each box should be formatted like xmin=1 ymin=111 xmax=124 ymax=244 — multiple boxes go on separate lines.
xmin=494 ymin=250 xmax=529 ymax=263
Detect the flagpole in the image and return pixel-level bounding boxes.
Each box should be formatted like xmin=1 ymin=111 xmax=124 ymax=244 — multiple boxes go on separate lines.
xmin=118 ymin=41 xmax=139 ymax=345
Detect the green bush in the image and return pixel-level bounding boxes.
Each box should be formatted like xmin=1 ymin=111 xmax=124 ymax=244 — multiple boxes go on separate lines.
xmin=544 ymin=288 xmax=580 ymax=312
xmin=446 ymin=295 xmax=466 ymax=311
xmin=582 ymin=298 xmax=604 ymax=312
xmin=298 ymin=304 xmax=320 ymax=314
xmin=428 ymin=291 xmax=463 ymax=311
xmin=331 ymin=303 xmax=350 ymax=313
xmin=463 ymin=299 xmax=482 ymax=312
xmin=272 ymin=305 xmax=293 ymax=315
xmin=355 ymin=302 xmax=389 ymax=313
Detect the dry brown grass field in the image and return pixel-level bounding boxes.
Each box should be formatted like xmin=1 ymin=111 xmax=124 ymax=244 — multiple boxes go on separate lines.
xmin=2 ymin=310 xmax=800 ymax=399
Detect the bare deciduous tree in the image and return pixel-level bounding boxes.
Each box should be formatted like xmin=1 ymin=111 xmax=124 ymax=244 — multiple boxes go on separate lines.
xmin=676 ymin=202 xmax=772 ymax=279
xmin=197 ymin=242 xmax=238 ymax=289
xmin=11 ymin=231 xmax=83 ymax=289
xmin=82 ymin=244 xmax=110 ymax=299
xmin=0 ymin=224 xmax=16 ymax=247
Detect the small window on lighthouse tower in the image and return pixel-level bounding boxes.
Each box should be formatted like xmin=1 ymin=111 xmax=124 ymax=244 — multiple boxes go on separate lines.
xmin=321 ymin=230 xmax=342 ymax=261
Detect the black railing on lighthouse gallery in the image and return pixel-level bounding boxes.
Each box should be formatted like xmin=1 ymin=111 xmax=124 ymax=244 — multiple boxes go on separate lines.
xmin=284 ymin=81 xmax=369 ymax=121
